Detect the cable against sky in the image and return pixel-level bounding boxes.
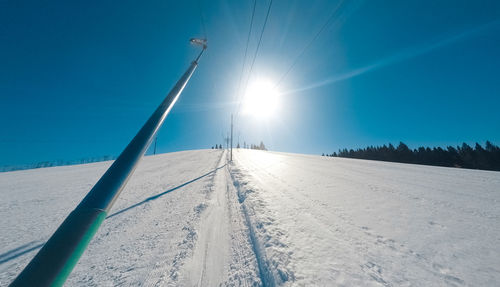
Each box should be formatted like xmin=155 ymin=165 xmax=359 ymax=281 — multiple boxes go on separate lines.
xmin=197 ymin=0 xmax=208 ymax=39
xmin=275 ymin=0 xmax=364 ymax=89
xmin=236 ymin=0 xmax=274 ymax=120
xmin=275 ymin=0 xmax=347 ymax=88
xmin=283 ymin=19 xmax=500 ymax=95
xmin=235 ymin=0 xmax=257 ymax=105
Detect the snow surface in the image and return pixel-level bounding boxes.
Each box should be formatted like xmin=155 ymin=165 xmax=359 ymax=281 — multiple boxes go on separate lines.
xmin=1 ymin=149 xmax=499 ymax=286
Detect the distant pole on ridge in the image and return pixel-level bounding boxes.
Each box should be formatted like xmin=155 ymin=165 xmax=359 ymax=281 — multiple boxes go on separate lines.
xmin=230 ymin=114 xmax=233 ymax=161
xmin=153 ymin=136 xmax=157 ymax=155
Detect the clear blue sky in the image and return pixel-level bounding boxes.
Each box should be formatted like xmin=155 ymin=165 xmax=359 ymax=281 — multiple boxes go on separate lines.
xmin=1 ymin=0 xmax=500 ymax=166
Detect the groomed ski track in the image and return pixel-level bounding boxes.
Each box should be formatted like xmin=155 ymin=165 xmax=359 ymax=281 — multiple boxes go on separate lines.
xmin=180 ymin=151 xmax=261 ymax=287
xmin=1 ymin=149 xmax=500 ymax=286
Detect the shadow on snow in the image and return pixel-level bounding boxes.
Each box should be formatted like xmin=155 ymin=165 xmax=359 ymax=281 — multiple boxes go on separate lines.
xmin=0 ymin=241 xmax=45 ymax=265
xmin=1 ymin=164 xmax=227 ymax=266
xmin=106 ymin=163 xmax=227 ymax=219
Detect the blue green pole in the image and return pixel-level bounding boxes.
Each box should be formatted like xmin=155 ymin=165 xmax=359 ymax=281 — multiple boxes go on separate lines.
xmin=10 ymin=40 xmax=206 ymax=287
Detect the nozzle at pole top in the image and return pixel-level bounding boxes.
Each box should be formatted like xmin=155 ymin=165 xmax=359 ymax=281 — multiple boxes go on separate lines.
xmin=190 ymin=38 xmax=207 ymax=49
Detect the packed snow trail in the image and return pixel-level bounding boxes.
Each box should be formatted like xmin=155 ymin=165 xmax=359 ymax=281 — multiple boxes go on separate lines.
xmin=181 ymin=151 xmax=261 ymax=286
xmin=230 ymin=149 xmax=500 ymax=286
xmin=1 ymin=149 xmax=500 ymax=286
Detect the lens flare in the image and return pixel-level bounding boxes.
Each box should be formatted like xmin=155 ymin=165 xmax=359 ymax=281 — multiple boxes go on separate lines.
xmin=242 ymin=79 xmax=280 ymax=119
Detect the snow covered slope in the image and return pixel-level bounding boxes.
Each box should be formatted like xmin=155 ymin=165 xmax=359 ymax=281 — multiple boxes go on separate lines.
xmin=1 ymin=149 xmax=261 ymax=286
xmin=1 ymin=149 xmax=499 ymax=286
xmin=231 ymin=150 xmax=500 ymax=286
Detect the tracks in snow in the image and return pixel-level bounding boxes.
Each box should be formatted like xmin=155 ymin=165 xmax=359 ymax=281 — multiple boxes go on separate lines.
xmin=180 ymin=151 xmax=262 ymax=286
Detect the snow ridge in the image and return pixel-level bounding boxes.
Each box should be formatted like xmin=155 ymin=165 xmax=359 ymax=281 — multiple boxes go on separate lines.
xmin=229 ymin=163 xmax=291 ymax=287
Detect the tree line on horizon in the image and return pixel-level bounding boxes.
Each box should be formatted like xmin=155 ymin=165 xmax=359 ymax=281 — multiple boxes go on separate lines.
xmin=0 ymin=155 xmax=117 ymax=173
xmin=212 ymin=141 xmax=267 ymax=151
xmin=324 ymin=141 xmax=500 ymax=171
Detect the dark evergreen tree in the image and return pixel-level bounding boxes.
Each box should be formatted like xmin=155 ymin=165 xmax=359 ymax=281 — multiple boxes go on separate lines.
xmin=259 ymin=141 xmax=266 ymax=150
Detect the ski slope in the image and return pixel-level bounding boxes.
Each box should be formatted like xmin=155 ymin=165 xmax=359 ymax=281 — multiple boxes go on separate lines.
xmin=1 ymin=149 xmax=499 ymax=286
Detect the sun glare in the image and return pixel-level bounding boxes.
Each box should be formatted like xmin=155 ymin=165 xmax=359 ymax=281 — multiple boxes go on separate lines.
xmin=242 ymin=79 xmax=280 ymax=119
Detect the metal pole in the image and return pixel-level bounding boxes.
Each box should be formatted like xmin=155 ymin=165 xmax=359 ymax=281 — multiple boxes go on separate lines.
xmin=11 ymin=43 xmax=206 ymax=287
xmin=230 ymin=114 xmax=233 ymax=161
xmin=153 ymin=136 xmax=157 ymax=155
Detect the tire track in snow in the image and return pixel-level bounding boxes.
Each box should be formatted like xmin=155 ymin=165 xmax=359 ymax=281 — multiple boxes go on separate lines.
xmin=183 ymin=151 xmax=229 ymax=286
xmin=228 ymin=163 xmax=281 ymax=287
xmin=181 ymin=151 xmax=261 ymax=286
xmin=141 ymin=151 xmax=224 ymax=287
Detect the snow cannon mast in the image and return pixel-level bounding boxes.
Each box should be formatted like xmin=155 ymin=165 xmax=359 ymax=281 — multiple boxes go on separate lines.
xmin=10 ymin=38 xmax=206 ymax=287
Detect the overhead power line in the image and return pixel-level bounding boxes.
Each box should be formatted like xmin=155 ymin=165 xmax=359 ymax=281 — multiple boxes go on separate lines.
xmin=235 ymin=0 xmax=257 ymax=105
xmin=275 ymin=0 xmax=348 ymax=88
xmin=236 ymin=0 xmax=274 ymax=119
xmin=197 ymin=0 xmax=208 ymax=39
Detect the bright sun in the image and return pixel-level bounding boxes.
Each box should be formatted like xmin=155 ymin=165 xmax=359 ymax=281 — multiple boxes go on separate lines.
xmin=242 ymin=79 xmax=280 ymax=119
